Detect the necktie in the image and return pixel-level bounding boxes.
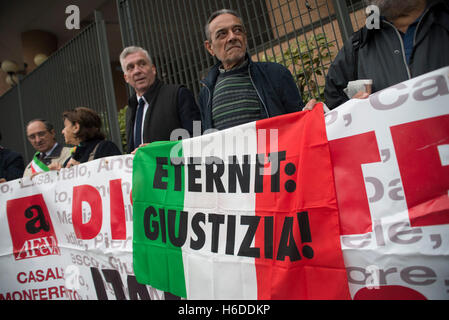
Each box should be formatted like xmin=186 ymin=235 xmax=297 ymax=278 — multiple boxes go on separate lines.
xmin=39 ymin=152 xmax=49 ymax=165
xmin=134 ymin=98 xmax=145 ymax=149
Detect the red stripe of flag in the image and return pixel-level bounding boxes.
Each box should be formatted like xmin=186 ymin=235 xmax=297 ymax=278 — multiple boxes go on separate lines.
xmin=255 ymin=105 xmax=350 ymax=300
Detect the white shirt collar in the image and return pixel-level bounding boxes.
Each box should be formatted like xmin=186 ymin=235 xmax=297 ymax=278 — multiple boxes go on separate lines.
xmin=136 ymin=94 xmax=148 ymax=104
xmin=44 ymin=142 xmax=58 ymax=157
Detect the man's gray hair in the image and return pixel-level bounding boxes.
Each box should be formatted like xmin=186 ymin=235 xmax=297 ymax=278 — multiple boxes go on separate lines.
xmin=204 ymin=9 xmax=244 ymax=41
xmin=119 ymin=46 xmax=153 ymax=72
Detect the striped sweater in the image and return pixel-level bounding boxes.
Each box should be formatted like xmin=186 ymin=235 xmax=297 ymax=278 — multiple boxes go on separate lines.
xmin=211 ymin=62 xmax=266 ymax=130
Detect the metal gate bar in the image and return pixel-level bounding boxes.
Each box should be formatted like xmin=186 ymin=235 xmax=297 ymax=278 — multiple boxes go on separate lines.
xmin=117 ymin=0 xmax=361 ymax=101
xmin=0 ymin=11 xmax=122 ymax=162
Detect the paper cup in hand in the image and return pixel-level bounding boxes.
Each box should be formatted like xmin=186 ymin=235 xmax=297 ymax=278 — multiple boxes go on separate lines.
xmin=343 ymin=79 xmax=373 ymax=98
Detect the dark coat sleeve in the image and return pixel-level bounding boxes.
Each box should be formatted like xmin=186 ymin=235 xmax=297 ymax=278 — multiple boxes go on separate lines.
xmin=324 ymin=39 xmax=357 ymax=110
xmin=176 ymin=86 xmax=201 ymax=136
xmin=126 ymin=100 xmax=137 ymax=154
xmin=94 ymin=140 xmax=122 ymax=160
xmin=276 ymin=64 xmax=303 ymax=112
xmin=0 ymin=149 xmax=25 ymax=181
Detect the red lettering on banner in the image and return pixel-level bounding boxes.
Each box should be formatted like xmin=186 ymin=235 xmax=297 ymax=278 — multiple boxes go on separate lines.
xmin=354 ymin=285 xmax=427 ymax=300
xmin=6 ymin=195 xmax=60 ymax=260
xmin=16 ymin=268 xmax=64 ymax=284
xmin=110 ymin=179 xmax=127 ymax=239
xmin=391 ymin=115 xmax=449 ymax=227
xmin=329 ymin=132 xmax=381 ymax=235
xmin=72 ymin=185 xmax=103 ymax=239
xmin=0 ymin=286 xmax=80 ymax=300
xmin=72 ymin=181 xmax=131 ymax=240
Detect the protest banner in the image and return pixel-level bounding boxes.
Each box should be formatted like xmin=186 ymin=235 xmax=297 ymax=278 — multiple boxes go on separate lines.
xmin=0 ymin=66 xmax=448 ymax=300
xmin=0 ymin=155 xmax=172 ymax=300
xmin=326 ymin=66 xmax=449 ymax=300
xmin=132 ymin=103 xmax=350 ymax=300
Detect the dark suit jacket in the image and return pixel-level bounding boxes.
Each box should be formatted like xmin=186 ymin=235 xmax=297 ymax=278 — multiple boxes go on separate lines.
xmin=0 ymin=147 xmax=25 ymax=181
xmin=126 ymin=78 xmax=200 ymax=153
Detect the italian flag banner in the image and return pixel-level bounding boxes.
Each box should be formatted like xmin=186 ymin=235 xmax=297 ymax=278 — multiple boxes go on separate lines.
xmin=132 ymin=104 xmax=351 ymax=299
xmin=30 ymin=152 xmax=49 ymax=174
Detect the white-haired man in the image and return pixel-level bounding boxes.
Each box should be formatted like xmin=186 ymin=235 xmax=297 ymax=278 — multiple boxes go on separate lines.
xmin=120 ymin=46 xmax=201 ymax=153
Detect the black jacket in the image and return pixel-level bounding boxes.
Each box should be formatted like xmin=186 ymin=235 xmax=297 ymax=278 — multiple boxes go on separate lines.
xmin=0 ymin=147 xmax=25 ymax=181
xmin=64 ymin=138 xmax=121 ymax=166
xmin=126 ymin=79 xmax=200 ymax=153
xmin=324 ymin=0 xmax=449 ymax=109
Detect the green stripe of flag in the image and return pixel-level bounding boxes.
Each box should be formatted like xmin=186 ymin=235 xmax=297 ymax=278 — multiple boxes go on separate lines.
xmin=32 ymin=152 xmax=50 ymax=172
xmin=132 ymin=140 xmax=187 ymax=298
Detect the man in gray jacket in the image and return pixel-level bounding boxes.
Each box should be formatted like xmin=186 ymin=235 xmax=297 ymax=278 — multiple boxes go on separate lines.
xmin=324 ymin=0 xmax=449 ymax=109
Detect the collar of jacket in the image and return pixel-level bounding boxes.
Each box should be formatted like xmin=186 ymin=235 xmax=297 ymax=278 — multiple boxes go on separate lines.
xmin=200 ymin=53 xmax=253 ymax=89
xmin=72 ymin=138 xmax=104 ymax=162
xmin=128 ymin=78 xmax=162 ymax=110
xmin=42 ymin=142 xmax=63 ymax=159
xmin=428 ymin=0 xmax=449 ymax=32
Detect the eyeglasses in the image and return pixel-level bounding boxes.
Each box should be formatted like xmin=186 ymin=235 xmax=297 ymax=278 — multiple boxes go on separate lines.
xmin=27 ymin=131 xmax=48 ymax=140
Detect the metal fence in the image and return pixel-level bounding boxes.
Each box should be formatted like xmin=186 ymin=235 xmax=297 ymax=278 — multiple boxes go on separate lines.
xmin=0 ymin=11 xmax=121 ymax=163
xmin=0 ymin=1 xmax=366 ymax=162
xmin=117 ymin=0 xmax=364 ymax=101
xmin=0 ymin=86 xmax=25 ymax=159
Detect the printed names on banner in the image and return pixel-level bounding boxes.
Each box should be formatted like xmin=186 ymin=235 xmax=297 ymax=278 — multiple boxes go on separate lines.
xmin=0 ymin=155 xmax=171 ymax=300
xmin=1 ymin=266 xmax=78 ymax=300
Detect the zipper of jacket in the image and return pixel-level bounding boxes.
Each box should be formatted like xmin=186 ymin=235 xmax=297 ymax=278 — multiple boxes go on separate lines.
xmin=248 ymin=63 xmax=270 ymax=117
xmin=200 ymin=80 xmax=212 ymax=122
xmin=383 ymin=20 xmax=412 ymax=79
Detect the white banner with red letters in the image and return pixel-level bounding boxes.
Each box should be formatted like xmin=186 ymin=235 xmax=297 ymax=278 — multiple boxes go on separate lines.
xmin=326 ymin=66 xmax=449 ymax=299
xmin=0 ymin=66 xmax=448 ymax=300
xmin=0 ymin=156 xmax=172 ymax=300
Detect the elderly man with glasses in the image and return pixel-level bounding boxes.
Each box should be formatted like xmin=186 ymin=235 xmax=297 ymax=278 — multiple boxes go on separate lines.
xmin=23 ymin=119 xmax=71 ymax=177
xmin=199 ymin=9 xmax=317 ymax=131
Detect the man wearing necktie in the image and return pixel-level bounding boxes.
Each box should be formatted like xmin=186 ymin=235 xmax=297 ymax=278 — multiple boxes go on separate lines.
xmin=23 ymin=119 xmax=71 ymax=177
xmin=120 ymin=46 xmax=201 ymax=154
